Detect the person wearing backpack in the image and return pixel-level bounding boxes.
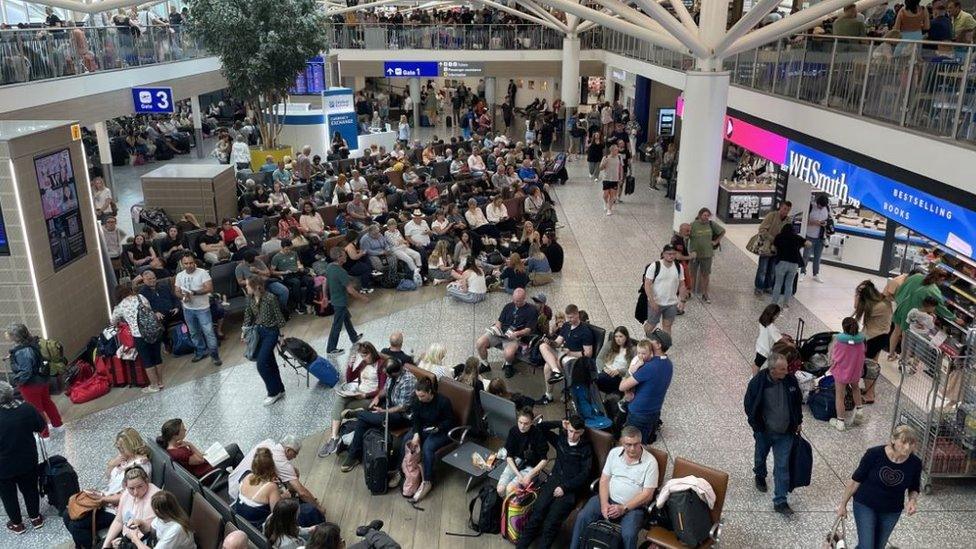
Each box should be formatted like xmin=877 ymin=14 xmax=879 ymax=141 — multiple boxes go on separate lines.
xmin=515 ymin=415 xmax=592 ymax=549
xmin=743 ymin=353 xmax=803 ymax=517
xmin=4 ymin=323 xmax=62 ymax=438
xmin=642 ymin=245 xmax=689 ymax=336
xmin=111 ymin=281 xmax=164 ymax=393
xmin=569 ymin=426 xmax=658 ymax=549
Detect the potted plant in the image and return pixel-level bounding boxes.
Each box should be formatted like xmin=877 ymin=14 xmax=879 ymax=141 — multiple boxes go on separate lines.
xmin=188 ymin=0 xmax=328 ymax=169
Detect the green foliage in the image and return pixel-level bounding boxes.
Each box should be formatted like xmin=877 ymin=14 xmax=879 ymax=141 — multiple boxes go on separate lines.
xmin=188 ymin=0 xmax=328 ymax=146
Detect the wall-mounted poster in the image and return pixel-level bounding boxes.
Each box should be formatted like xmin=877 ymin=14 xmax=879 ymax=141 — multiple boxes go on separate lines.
xmin=34 ymin=148 xmax=87 ymax=271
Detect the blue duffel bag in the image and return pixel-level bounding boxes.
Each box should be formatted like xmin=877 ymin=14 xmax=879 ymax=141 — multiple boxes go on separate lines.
xmin=807 ymin=386 xmax=836 ymax=422
xmin=169 ymin=323 xmax=194 ymax=356
xmin=308 ymin=356 xmax=340 ymax=387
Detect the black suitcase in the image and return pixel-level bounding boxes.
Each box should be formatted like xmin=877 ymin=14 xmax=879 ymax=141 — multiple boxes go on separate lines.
xmin=154 ymin=138 xmax=175 ymax=160
xmin=362 ymin=428 xmax=391 ymax=495
xmin=37 ymin=437 xmax=79 ymax=512
xmin=624 ymin=175 xmax=635 ymax=195
xmin=666 ymin=490 xmax=713 ymax=547
xmin=446 ymin=115 xmax=452 ymax=128
xmin=580 ymin=520 xmax=623 ymax=549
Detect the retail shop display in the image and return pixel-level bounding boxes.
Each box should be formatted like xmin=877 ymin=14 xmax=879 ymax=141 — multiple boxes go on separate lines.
xmin=892 ymin=330 xmax=976 ymax=493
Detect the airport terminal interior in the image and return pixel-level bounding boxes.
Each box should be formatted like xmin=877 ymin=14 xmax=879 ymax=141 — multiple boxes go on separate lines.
xmin=2 ymin=0 xmax=976 ymax=548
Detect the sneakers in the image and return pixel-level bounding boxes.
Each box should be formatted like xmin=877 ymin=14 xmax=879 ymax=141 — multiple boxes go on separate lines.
xmin=829 ymin=418 xmax=847 ymax=431
xmin=813 ymin=275 xmax=824 ymax=283
xmin=352 ymin=333 xmax=364 ymax=344
xmin=798 ymin=274 xmax=806 ymax=283
xmin=341 ymin=407 xmax=363 ymax=420
xmin=191 ymin=355 xmax=206 ymax=363
xmin=852 ymin=407 xmax=865 ymax=426
xmin=141 ymin=385 xmax=161 ymax=394
xmin=538 ymin=394 xmax=553 ymax=405
xmin=755 ymin=476 xmax=768 ymax=493
xmin=605 ymin=210 xmax=611 ymax=216
xmin=356 ymin=520 xmax=384 ymax=537
xmin=503 ymin=363 xmax=516 ymax=378
xmin=28 ymin=516 xmax=43 ymax=530
xmin=327 ymin=348 xmax=345 ymax=356
xmin=263 ymin=392 xmax=285 ymax=407
xmin=413 ymin=481 xmax=432 ymax=502
xmin=387 ymin=471 xmax=403 ymax=489
xmin=6 ymin=522 xmax=25 ymax=535
xmin=212 ymin=357 xmax=223 ymax=366
xmin=547 ymin=372 xmax=565 ymax=385
xmin=773 ymin=502 xmax=794 ymax=517
xmin=478 ymin=361 xmax=492 ymax=374
xmin=340 ymin=455 xmax=360 ymax=473
xmin=318 ymin=437 xmax=340 ymax=458
xmin=701 ymin=295 xmax=711 ymax=304
xmin=371 ymin=270 xmax=384 ymax=277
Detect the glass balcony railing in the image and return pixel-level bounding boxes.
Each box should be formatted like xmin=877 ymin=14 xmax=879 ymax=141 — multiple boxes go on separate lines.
xmin=328 ymin=23 xmax=565 ymax=50
xmin=600 ymin=28 xmax=976 ymax=146
xmin=0 ymin=25 xmax=207 ymax=86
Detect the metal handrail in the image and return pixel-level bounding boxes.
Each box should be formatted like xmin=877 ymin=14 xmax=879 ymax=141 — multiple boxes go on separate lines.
xmin=600 ymin=28 xmax=976 ymax=146
xmin=0 ymin=24 xmax=206 ymax=86
xmin=328 ymin=23 xmax=565 ymax=50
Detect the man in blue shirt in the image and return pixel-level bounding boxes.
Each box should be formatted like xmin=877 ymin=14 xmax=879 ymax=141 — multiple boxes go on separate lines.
xmin=259 ymin=155 xmax=277 ymax=173
xmin=538 ymin=304 xmax=595 ymax=403
xmin=476 ymin=288 xmax=538 ymax=378
xmin=619 ymin=329 xmax=673 ymax=444
xmin=517 ymin=159 xmax=540 ymax=191
xmin=138 ymin=269 xmax=182 ymax=326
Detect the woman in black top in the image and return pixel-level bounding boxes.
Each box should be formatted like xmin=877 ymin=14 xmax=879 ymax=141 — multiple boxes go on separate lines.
xmin=331 ymin=132 xmax=349 ymax=159
xmin=541 ymin=231 xmax=564 ymax=273
xmin=498 ymin=253 xmax=530 ymax=293
xmin=159 ymin=226 xmax=187 ymax=270
xmin=243 ymin=276 xmax=287 ymax=405
xmin=404 ymin=377 xmax=455 ymax=503
xmin=497 ymin=407 xmax=549 ymax=497
xmin=128 ymin=233 xmax=157 ymax=272
xmin=586 ymin=132 xmax=604 ymax=180
xmin=0 ymin=381 xmax=47 ymax=534
xmin=770 ymin=224 xmax=809 ymax=309
xmin=836 ymin=425 xmax=922 ymax=549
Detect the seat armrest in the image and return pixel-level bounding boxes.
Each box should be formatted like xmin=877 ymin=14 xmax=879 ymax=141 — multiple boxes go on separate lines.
xmin=447 ymin=425 xmax=470 ymax=444
xmin=711 ymin=518 xmax=724 ymax=547
xmin=589 ymin=478 xmax=599 ymax=492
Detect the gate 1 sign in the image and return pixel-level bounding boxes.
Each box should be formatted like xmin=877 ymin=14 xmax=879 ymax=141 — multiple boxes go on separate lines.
xmin=132 ymin=87 xmax=175 ymax=114
xmin=383 ymin=61 xmax=439 ymax=78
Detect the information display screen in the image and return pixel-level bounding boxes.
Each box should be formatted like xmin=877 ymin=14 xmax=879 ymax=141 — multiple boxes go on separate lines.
xmin=289 ymin=57 xmax=326 ymax=95
xmin=34 ymin=149 xmax=87 ymax=271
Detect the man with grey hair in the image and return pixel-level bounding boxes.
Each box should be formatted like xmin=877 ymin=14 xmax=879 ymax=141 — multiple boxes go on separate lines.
xmin=743 ymin=352 xmax=803 ymax=517
xmin=569 ymin=425 xmax=658 ymax=549
xmin=0 ymin=381 xmax=47 ymax=534
xmin=228 ymin=435 xmax=325 ymax=526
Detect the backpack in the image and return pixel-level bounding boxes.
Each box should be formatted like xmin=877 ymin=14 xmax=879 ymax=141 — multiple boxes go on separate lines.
xmin=37 ymin=339 xmax=66 ymax=377
xmin=634 ymin=261 xmax=682 ymax=324
xmin=449 ymin=484 xmax=502 ymax=537
xmin=396 ymin=279 xmax=417 ymax=291
xmin=282 ymin=337 xmax=318 ymax=365
xmin=807 ymin=385 xmax=836 ymax=421
xmin=580 ymin=520 xmax=624 ymax=549
xmin=664 ymin=489 xmax=713 ymax=547
xmin=500 ymin=486 xmax=537 ymax=543
xmin=136 ymin=298 xmax=163 ymax=344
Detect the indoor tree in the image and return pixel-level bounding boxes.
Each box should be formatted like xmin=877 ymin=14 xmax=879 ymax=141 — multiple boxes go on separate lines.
xmin=187 ymin=0 xmax=328 ymax=148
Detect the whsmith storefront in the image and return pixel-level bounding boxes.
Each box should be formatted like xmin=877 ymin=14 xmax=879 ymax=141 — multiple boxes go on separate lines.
xmin=688 ymin=101 xmax=976 ymax=279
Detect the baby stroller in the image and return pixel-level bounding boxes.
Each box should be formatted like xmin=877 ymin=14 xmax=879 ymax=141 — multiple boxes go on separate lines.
xmin=540 ymin=153 xmax=569 ymax=186
xmin=562 ymin=357 xmax=612 ymax=430
xmin=277 ymin=337 xmax=339 ymax=388
xmin=795 ymin=318 xmax=837 ymax=376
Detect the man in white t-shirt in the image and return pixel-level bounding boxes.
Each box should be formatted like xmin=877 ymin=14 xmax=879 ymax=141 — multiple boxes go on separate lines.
xmin=800 ymin=194 xmax=830 ymax=283
xmin=643 ymin=244 xmax=688 ymax=335
xmin=568 ymin=426 xmax=658 ymax=549
xmin=174 ymin=254 xmax=221 ymax=365
xmin=349 ymin=170 xmax=369 ymax=194
xmin=228 ymin=436 xmax=326 ymax=526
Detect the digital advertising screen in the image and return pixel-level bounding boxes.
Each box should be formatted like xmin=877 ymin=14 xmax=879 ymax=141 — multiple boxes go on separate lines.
xmin=34 ymin=148 xmax=87 ymax=271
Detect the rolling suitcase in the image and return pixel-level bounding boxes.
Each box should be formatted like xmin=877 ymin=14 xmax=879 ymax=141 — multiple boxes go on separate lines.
xmin=37 ymin=436 xmax=79 ymax=513
xmin=624 ymin=175 xmax=635 ymax=196
xmin=580 ymin=520 xmax=624 ymax=549
xmin=363 ymin=406 xmax=393 ymax=495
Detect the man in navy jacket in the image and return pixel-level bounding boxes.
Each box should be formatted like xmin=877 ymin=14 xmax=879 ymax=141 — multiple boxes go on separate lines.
xmin=743 ymin=353 xmax=803 ymax=517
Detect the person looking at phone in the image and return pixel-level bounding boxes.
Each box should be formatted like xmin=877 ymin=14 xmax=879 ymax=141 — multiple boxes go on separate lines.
xmin=402 ymin=377 xmax=456 ymax=503
xmin=475 ymin=288 xmax=538 ymax=378
xmin=100 ymin=466 xmax=160 ymax=549
xmin=63 ymin=428 xmax=153 ymax=548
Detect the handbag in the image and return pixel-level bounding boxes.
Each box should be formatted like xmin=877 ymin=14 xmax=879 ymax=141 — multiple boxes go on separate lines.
xmin=242 ymin=326 xmax=258 ymax=361
xmin=67 ymin=491 xmax=102 ymax=520
xmin=822 ymin=517 xmax=847 ymax=548
xmin=746 ymin=232 xmax=770 ymax=255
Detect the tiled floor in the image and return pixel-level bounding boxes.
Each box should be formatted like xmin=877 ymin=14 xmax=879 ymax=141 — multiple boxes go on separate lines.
xmin=7 ymin=129 xmax=976 ymax=548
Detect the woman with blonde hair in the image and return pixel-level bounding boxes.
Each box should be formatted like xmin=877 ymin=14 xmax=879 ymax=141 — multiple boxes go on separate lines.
xmin=398 ymin=114 xmax=410 ymax=144
xmin=232 ymin=447 xmax=282 ymax=527
xmin=525 ymin=242 xmax=553 ymax=286
xmin=498 ymin=253 xmax=529 ymax=293
xmin=417 ymin=343 xmax=451 ymax=378
xmin=427 ymin=240 xmax=454 ymax=285
xmin=836 ymin=425 xmax=922 ymax=549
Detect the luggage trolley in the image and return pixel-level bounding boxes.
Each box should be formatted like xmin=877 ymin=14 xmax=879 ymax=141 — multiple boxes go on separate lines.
xmin=891 ymin=329 xmax=976 ymax=493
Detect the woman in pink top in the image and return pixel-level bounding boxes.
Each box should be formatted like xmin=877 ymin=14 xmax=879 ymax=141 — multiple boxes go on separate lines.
xmin=828 ymin=317 xmax=866 ymax=432
xmin=101 ymin=466 xmax=159 ymax=549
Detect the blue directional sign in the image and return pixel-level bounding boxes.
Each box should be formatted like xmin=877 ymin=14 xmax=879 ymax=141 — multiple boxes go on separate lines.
xmin=132 ymin=87 xmax=175 ymax=114
xmin=383 ymin=61 xmax=439 ymax=78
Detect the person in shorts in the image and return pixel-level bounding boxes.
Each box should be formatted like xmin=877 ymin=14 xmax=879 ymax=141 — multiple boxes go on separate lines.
xmin=643 ymin=245 xmax=687 ymax=335
xmin=476 ymin=288 xmax=538 ymax=378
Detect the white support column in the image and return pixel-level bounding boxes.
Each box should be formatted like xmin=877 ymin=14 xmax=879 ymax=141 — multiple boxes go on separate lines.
xmin=190 ymin=95 xmax=204 ymax=159
xmin=484 ymin=76 xmax=496 ymax=132
xmin=672 ymin=71 xmax=730 ymax=230
xmin=409 ymin=77 xmax=421 ymax=129
xmin=561 ymin=36 xmax=581 ymax=110
xmin=93 ymin=121 xmax=114 ymax=189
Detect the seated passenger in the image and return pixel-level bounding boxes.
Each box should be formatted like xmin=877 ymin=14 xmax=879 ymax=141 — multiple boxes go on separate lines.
xmin=231 ymin=447 xmax=282 ymax=528
xmin=595 ymin=326 xmax=637 ymax=396
xmin=475 ymin=288 xmax=538 ymax=378
xmin=537 ymin=304 xmax=595 ymax=404
xmin=497 ymin=407 xmax=549 ymax=497
xmin=447 ymin=256 xmax=488 ymax=304
xmin=319 ymin=342 xmax=388 ymax=456
xmin=63 ymin=429 xmax=153 ymax=549
xmin=100 ymin=467 xmax=160 ymax=549
xmin=157 ymin=418 xmax=243 ymax=482
xmin=402 ymin=377 xmax=456 ymax=503
xmin=122 ymin=491 xmax=196 ymax=549
xmin=569 ymin=426 xmax=658 ymax=549
xmin=417 ymin=343 xmax=451 ymax=378
xmin=265 ymin=497 xmax=319 ymax=548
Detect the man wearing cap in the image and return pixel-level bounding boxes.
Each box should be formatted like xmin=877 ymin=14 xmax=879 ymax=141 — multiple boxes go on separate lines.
xmin=538 ymin=304 xmax=595 ymax=404
xmin=643 ymin=245 xmax=688 ymax=336
xmin=403 ymin=209 xmax=434 ymax=253
xmin=228 ymin=435 xmax=326 ymax=526
xmin=619 ymin=331 xmax=673 ymax=444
